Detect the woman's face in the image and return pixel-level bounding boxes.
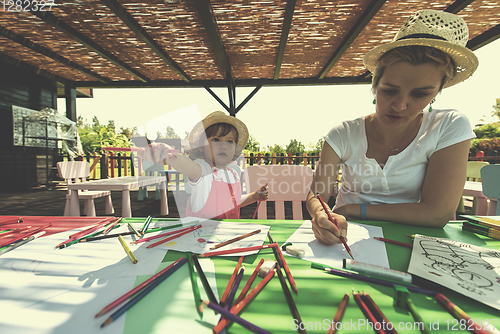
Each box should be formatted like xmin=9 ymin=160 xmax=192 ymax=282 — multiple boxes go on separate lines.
xmin=374 ymin=61 xmax=443 ymax=128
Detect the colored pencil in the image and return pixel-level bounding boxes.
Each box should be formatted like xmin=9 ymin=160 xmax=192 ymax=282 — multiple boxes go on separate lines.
xmin=252 ymin=183 xmax=268 ymax=219
xmin=225 ymin=266 xmax=245 ymax=310
xmin=102 ymin=217 xmax=122 ymax=235
xmin=435 ymin=293 xmax=489 ymax=334
xmin=213 ymin=269 xmax=276 ymax=334
xmin=353 ymin=291 xmax=386 ymax=334
xmin=187 ymin=253 xmax=204 ymax=319
xmin=361 ymin=291 xmax=398 ymax=334
xmin=192 ymin=254 xmax=218 ymax=305
xmin=315 ymin=193 xmax=354 ymax=259
xmin=275 ymin=261 xmax=305 ymax=334
xmin=267 ymin=232 xmax=298 ymax=294
xmin=144 ymin=222 xmax=184 ymax=233
xmin=0 ymin=217 xmax=22 ymax=226
xmin=0 ymin=231 xmax=46 ymax=256
xmin=327 ymin=293 xmax=349 ymax=334
xmin=78 ymin=230 xmax=135 ymax=243
xmin=146 ymin=224 xmax=202 ymax=249
xmin=234 ymin=258 xmax=265 ymax=305
xmin=319 ymin=266 xmax=437 ymax=296
xmin=140 ymin=215 xmax=152 ymax=234
xmin=220 ymin=256 xmax=245 ymax=307
xmin=101 ymin=257 xmax=187 ymax=327
xmin=131 ymin=226 xmax=193 ymax=245
xmin=96 ymin=257 xmax=186 ymax=317
xmin=462 ymin=224 xmax=500 ymax=240
xmin=127 ymin=222 xmax=141 ymax=238
xmin=210 ymin=229 xmax=261 ymax=250
xmin=0 ymin=225 xmax=33 ymax=239
xmin=198 ymin=243 xmax=277 ymax=258
xmin=68 ymin=218 xmax=113 ymax=239
xmin=202 ymin=300 xmax=273 ymax=334
xmin=0 ymin=224 xmax=51 ymax=248
xmin=374 ymin=237 xmax=413 ymax=248
xmin=118 ymin=235 xmax=138 ymax=264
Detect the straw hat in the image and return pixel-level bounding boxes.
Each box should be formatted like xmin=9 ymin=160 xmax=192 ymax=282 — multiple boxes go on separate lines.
xmin=363 ymin=9 xmax=478 ymax=88
xmin=189 ymin=111 xmax=249 ymax=155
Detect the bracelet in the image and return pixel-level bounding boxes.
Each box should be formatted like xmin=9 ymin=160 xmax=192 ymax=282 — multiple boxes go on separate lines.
xmin=360 ymin=204 xmax=367 ymax=220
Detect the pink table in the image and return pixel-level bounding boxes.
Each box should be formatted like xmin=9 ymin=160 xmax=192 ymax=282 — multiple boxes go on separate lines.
xmin=462 ymin=181 xmax=489 ymax=215
xmin=68 ymin=176 xmax=168 ymax=217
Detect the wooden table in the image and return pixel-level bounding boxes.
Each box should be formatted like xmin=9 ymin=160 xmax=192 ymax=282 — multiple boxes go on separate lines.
xmin=68 ymin=176 xmax=168 ymax=217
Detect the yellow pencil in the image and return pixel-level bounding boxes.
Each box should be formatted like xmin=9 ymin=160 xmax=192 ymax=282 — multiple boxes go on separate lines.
xmin=118 ymin=235 xmax=138 ymax=264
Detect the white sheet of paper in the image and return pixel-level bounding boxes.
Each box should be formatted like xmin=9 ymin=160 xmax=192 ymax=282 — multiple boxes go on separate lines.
xmin=408 ymin=234 xmax=500 ymax=311
xmin=283 ymin=220 xmax=389 ymax=269
xmin=0 ymin=225 xmax=167 ymax=334
xmin=150 ymin=218 xmax=270 ymax=256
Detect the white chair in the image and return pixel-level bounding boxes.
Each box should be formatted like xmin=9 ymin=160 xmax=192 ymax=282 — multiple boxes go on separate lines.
xmin=246 ymin=165 xmax=313 ymax=220
xmin=480 ymin=164 xmax=500 ymax=215
xmin=457 ymin=161 xmax=489 ymax=214
xmin=57 ymin=161 xmax=114 ymax=217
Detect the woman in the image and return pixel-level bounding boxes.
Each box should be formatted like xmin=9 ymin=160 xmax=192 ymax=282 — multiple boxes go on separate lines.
xmin=306 ymin=9 xmax=478 ymax=245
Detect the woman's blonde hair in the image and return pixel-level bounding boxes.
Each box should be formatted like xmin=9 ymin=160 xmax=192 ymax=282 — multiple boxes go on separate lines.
xmin=372 ymin=45 xmax=456 ymax=91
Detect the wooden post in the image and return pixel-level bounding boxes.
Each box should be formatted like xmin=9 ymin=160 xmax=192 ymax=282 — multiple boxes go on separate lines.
xmin=303 ymin=153 xmax=307 ymax=166
xmin=100 ymin=153 xmax=108 ymax=179
xmin=109 ymin=152 xmax=115 ymax=178
xmin=117 ymin=153 xmax=122 ymax=177
xmin=287 ymin=152 xmax=292 ymax=165
xmin=272 ymin=153 xmax=277 ymax=165
xmin=123 ymin=152 xmax=128 ymax=176
xmin=257 ymin=153 xmax=262 ymax=165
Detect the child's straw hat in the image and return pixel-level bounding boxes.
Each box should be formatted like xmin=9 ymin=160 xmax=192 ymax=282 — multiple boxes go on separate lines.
xmin=363 ymin=9 xmax=478 ymax=88
xmin=189 ymin=111 xmax=249 ymax=155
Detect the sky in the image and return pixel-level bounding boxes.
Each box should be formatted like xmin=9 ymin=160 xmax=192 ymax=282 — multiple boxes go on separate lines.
xmin=58 ymin=38 xmax=500 ymax=149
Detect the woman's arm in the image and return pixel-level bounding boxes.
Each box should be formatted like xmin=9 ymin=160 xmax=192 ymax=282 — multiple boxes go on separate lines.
xmin=305 ymin=142 xmax=348 ymax=245
xmin=334 ymin=140 xmax=471 ymax=227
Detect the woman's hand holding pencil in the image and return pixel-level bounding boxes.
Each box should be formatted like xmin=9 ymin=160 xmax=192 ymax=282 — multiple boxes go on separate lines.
xmin=311 ymin=192 xmax=349 ymax=247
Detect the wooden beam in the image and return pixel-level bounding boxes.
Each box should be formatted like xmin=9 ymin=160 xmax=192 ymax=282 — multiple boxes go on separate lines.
xmin=274 ymin=0 xmax=296 ymax=80
xmin=445 ymin=0 xmax=475 ymax=14
xmin=467 ymin=23 xmax=500 ymax=51
xmin=101 ymin=0 xmax=191 ymax=82
xmin=32 ymin=11 xmax=150 ymax=82
xmin=236 ymin=86 xmax=262 ymax=114
xmin=318 ymin=0 xmax=386 ymax=79
xmin=0 ymin=26 xmax=111 ymax=83
xmin=193 ymin=0 xmax=234 ymax=82
xmin=204 ymin=86 xmax=230 ymax=113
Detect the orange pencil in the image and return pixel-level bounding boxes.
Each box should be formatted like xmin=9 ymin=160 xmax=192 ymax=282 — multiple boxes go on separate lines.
xmin=233 ymin=258 xmax=265 ymax=305
xmin=315 ymin=193 xmax=354 ymax=259
xmin=213 ymin=268 xmax=276 ymax=334
xmin=435 ymin=293 xmax=489 ymax=334
xmin=102 ymin=217 xmax=122 ymax=235
xmin=198 ymin=243 xmax=277 ymax=258
xmin=327 ymin=293 xmax=349 ymax=334
xmin=146 ymin=225 xmax=202 ymax=249
xmin=220 ymin=256 xmax=244 ymax=307
xmin=210 ymin=229 xmax=261 ymax=250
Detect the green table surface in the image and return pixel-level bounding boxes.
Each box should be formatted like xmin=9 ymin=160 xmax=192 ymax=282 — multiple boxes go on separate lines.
xmin=131 ymin=219 xmax=500 ymax=334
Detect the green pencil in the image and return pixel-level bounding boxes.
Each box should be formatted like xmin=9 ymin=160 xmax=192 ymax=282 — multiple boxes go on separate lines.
xmin=140 ymin=216 xmax=152 ymax=234
xmin=187 ymin=253 xmax=203 ymax=319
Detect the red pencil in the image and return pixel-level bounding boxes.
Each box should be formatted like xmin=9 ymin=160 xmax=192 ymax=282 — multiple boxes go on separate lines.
xmin=131 ymin=226 xmax=193 ymax=245
xmin=353 ymin=291 xmax=386 ymax=334
xmin=374 ymin=237 xmax=413 ymax=248
xmin=327 ymin=293 xmax=349 ymax=334
xmin=220 ymin=256 xmax=245 ymax=307
xmin=198 ymin=243 xmax=277 ymax=258
xmin=315 ymin=193 xmax=354 ymax=259
xmin=213 ymin=268 xmax=276 ymax=334
xmin=95 ymin=257 xmax=185 ymax=317
xmin=233 ymin=258 xmax=265 ymax=305
xmin=267 ymin=232 xmax=298 ymax=294
xmin=101 ymin=217 xmax=122 ymax=235
xmin=146 ymin=225 xmax=202 ymax=248
xmin=253 ymin=183 xmax=267 ymax=219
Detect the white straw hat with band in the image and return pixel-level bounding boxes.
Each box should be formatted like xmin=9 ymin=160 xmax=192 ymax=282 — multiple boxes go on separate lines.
xmin=363 ymin=9 xmax=479 ymax=88
xmin=189 ymin=111 xmax=249 ymax=156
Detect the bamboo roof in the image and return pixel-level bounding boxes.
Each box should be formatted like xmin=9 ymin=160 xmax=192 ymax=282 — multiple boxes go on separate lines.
xmin=1 ymin=0 xmax=499 ymax=113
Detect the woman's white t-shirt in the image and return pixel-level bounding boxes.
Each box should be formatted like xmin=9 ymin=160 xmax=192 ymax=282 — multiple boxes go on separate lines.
xmin=324 ymin=109 xmax=475 ymax=207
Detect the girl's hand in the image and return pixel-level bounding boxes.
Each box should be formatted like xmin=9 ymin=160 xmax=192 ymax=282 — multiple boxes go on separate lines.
xmin=255 ymin=184 xmax=269 ymax=202
xmin=311 ymin=208 xmax=348 ymax=245
xmin=137 ymin=143 xmax=174 ymax=162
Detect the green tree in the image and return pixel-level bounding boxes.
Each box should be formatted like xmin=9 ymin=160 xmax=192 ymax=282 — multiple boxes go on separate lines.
xmin=78 ymin=116 xmax=130 ymax=153
xmin=165 ymin=126 xmax=181 ymax=139
xmin=266 ymin=143 xmax=285 ymax=156
xmin=244 ymin=135 xmax=260 ymax=151
xmin=285 ymin=139 xmax=305 ymax=155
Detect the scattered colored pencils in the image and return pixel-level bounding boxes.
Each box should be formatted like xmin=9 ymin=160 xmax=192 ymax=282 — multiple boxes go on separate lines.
xmin=234 ymin=258 xmax=264 ymax=305
xmin=435 ymin=293 xmax=489 ymax=334
xmin=315 ymin=193 xmax=354 ymax=259
xmin=275 ymin=260 xmax=304 ymax=333
xmin=361 ymin=291 xmax=398 ymax=334
xmin=210 ymin=229 xmax=261 ymax=250
xmin=267 ymin=232 xmax=298 ymax=294
xmin=192 ymin=255 xmax=218 ymax=305
xmin=327 ymin=293 xmax=349 ymax=334
xmin=198 ymin=243 xmax=277 ymax=258
xmin=220 ymin=256 xmax=245 ymax=307
xmin=187 ymin=253 xmax=203 ymax=319
xmin=140 ymin=215 xmax=152 ymax=234
xmin=374 ymin=237 xmax=413 ymax=248
xmin=101 ymin=257 xmax=187 ymax=327
xmin=202 ymin=300 xmax=273 ymax=334
xmin=131 ymin=226 xmax=194 ymax=245
xmin=353 ymin=290 xmax=385 ymax=334
xmin=95 ymin=257 xmax=186 ymax=318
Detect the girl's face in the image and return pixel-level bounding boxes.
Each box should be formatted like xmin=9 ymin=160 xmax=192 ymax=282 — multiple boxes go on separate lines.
xmin=203 ymin=128 xmax=238 ymax=167
xmin=374 ymin=61 xmax=442 ymax=128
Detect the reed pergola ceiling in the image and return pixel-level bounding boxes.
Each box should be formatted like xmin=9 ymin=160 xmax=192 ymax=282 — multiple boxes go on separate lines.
xmin=1 ymin=0 xmax=499 ymax=114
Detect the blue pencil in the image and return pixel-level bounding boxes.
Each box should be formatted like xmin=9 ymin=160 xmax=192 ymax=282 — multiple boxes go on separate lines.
xmin=101 ymin=257 xmax=187 ymax=327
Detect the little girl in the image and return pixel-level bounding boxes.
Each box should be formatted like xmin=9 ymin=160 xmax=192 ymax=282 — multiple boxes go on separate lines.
xmin=138 ymin=111 xmax=268 ymax=219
